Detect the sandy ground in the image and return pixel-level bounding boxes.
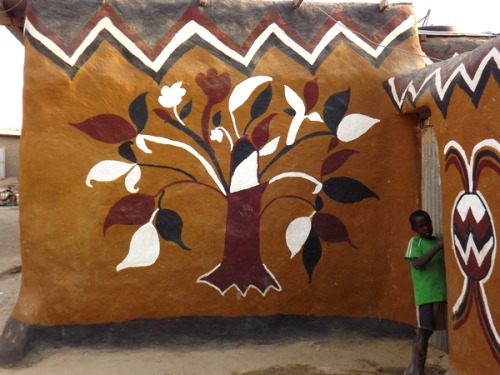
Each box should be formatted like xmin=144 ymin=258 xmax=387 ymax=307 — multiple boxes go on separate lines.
xmin=0 ymin=178 xmax=449 ymax=375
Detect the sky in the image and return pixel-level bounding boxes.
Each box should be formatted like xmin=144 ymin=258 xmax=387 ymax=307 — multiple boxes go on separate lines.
xmin=0 ymin=0 xmax=499 ymax=131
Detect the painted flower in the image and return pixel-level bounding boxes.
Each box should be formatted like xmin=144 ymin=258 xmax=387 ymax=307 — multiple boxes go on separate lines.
xmin=210 ymin=128 xmax=224 ymax=143
xmin=159 ymin=82 xmax=186 ymax=108
xmin=196 ymin=68 xmax=231 ymax=105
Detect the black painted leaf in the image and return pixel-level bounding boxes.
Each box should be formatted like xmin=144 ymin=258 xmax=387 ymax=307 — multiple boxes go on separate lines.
xmin=129 ymin=92 xmax=148 ymax=134
xmin=230 ymin=138 xmax=257 ymax=178
xmin=283 ymin=108 xmax=296 ymax=117
xmin=323 ymin=89 xmax=350 ymax=135
xmin=315 ymin=195 xmax=324 ymax=211
xmin=212 ymin=111 xmax=222 ymax=127
xmin=302 ymin=227 xmax=322 ymax=283
xmin=156 ymin=209 xmax=191 ymax=251
xmin=323 ymin=177 xmax=379 ymax=203
xmin=180 ymin=100 xmax=192 ymax=120
xmin=118 ymin=141 xmax=137 ymax=163
xmin=250 ymin=84 xmax=272 ymax=120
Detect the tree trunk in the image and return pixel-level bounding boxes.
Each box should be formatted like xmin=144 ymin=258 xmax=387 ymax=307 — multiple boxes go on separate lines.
xmin=197 ymin=182 xmax=281 ymax=296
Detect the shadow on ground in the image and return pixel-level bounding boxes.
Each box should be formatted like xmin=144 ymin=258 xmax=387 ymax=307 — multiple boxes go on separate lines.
xmin=232 ymin=363 xmax=447 ymax=375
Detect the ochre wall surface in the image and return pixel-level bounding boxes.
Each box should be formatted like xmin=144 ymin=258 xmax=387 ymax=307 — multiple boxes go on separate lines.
xmin=8 ymin=0 xmax=427 ymax=342
xmin=388 ymin=37 xmax=500 ymax=373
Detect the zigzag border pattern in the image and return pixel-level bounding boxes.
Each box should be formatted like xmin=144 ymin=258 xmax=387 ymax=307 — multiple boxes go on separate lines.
xmin=384 ymin=38 xmax=500 ymax=118
xmin=24 ymin=4 xmax=416 ymax=82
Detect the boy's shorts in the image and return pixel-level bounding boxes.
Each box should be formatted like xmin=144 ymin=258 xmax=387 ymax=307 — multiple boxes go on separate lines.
xmin=416 ymin=301 xmax=447 ymax=331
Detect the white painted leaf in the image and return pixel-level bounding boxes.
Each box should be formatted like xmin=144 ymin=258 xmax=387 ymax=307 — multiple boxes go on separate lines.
xmin=125 ymin=164 xmax=141 ymax=193
xmin=230 ymin=151 xmax=259 ymax=193
xmin=228 ymin=76 xmax=272 ymax=113
xmin=337 ymin=114 xmax=380 ymax=142
xmin=86 ymin=161 xmax=135 ymax=187
xmin=284 ymin=86 xmax=307 ymax=145
xmin=269 ymin=172 xmax=322 ymax=194
xmin=286 ymin=115 xmax=304 ymax=146
xmin=135 ymin=134 xmax=152 ymax=153
xmin=259 ymin=136 xmax=280 ymax=156
xmin=306 ymin=111 xmax=323 ymax=122
xmin=116 ymin=216 xmax=160 ymax=272
xmin=286 ymin=216 xmax=312 ymax=258
xmin=284 ymin=85 xmax=305 ymax=116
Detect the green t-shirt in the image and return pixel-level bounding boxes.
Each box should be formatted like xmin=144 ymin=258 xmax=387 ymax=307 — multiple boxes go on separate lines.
xmin=404 ymin=236 xmax=446 ymax=306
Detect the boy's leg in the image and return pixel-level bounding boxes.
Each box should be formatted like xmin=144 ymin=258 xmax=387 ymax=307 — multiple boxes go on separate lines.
xmin=405 ymin=303 xmax=435 ymax=375
xmin=405 ymin=328 xmax=432 ymax=375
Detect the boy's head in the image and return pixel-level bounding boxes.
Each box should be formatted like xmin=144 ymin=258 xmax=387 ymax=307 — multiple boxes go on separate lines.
xmin=409 ymin=210 xmax=433 ymax=239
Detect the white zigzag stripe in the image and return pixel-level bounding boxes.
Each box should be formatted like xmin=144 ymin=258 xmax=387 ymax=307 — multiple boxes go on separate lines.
xmin=454 ymin=233 xmax=494 ymax=268
xmin=388 ymin=47 xmax=500 ymax=108
xmin=24 ymin=15 xmax=415 ymax=72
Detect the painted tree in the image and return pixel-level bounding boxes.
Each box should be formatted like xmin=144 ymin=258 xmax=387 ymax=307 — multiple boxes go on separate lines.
xmin=71 ymin=69 xmax=380 ymax=296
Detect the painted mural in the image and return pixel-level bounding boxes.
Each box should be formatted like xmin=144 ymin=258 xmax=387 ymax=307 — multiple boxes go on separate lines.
xmin=445 ymin=139 xmax=500 ymax=363
xmin=1 ymin=0 xmax=433 ymax=365
xmin=71 ymin=73 xmax=380 ymax=296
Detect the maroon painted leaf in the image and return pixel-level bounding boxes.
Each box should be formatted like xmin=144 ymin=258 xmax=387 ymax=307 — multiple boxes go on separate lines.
xmin=153 ymin=108 xmax=172 ymax=121
xmin=312 ymin=213 xmax=357 ymax=248
xmin=70 ymin=114 xmax=137 ymax=143
xmin=104 ymin=193 xmax=156 ymax=234
xmin=328 ymin=137 xmax=339 ymax=151
xmin=251 ymin=113 xmax=277 ymax=150
xmin=321 ymin=149 xmax=359 ymax=176
xmin=303 ymin=78 xmax=319 ymax=114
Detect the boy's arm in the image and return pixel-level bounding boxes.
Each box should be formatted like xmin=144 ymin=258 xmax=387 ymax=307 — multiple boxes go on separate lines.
xmin=410 ymin=239 xmax=444 ymax=270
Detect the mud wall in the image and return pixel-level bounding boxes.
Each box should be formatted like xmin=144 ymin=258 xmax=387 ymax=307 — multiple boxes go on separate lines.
xmin=4 ymin=0 xmax=428 ymax=352
xmin=387 ymin=36 xmax=500 ymax=373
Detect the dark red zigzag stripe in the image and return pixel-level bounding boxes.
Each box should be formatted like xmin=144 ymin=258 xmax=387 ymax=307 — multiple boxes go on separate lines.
xmin=391 ymin=38 xmax=500 ymax=101
xmin=26 ymin=3 xmax=414 ymax=64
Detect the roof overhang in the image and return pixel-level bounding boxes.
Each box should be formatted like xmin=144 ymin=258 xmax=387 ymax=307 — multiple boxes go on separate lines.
xmin=0 ymin=0 xmax=27 ymax=43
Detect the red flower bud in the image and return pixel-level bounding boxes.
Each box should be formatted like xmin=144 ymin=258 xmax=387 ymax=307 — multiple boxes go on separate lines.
xmin=195 ymin=68 xmax=231 ymax=105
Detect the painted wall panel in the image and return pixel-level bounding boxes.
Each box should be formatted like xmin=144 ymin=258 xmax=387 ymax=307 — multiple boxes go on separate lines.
xmin=2 ymin=0 xmax=429 ymax=362
xmin=387 ymin=36 xmax=500 ymax=374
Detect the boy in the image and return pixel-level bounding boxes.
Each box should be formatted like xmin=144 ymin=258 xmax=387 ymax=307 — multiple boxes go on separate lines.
xmin=404 ymin=210 xmax=446 ymax=375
